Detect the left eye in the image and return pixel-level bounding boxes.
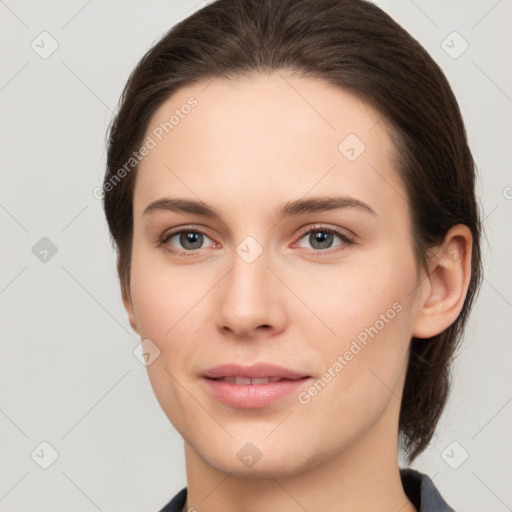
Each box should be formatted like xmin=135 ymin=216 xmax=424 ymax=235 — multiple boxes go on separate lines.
xmin=296 ymin=228 xmax=350 ymax=251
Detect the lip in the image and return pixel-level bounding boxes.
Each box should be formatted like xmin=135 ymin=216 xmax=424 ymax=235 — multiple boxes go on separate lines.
xmin=202 ymin=363 xmax=312 ymax=408
xmin=202 ymin=362 xmax=309 ymax=380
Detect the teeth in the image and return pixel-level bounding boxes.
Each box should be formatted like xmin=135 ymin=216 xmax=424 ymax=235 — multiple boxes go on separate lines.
xmin=251 ymin=377 xmax=281 ymax=385
xmin=232 ymin=377 xmax=251 ymax=385
xmin=218 ymin=376 xmax=282 ymax=385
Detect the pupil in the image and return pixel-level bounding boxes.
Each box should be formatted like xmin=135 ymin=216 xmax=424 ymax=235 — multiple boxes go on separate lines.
xmin=311 ymin=231 xmax=332 ymax=249
xmin=181 ymin=232 xmax=202 ymax=250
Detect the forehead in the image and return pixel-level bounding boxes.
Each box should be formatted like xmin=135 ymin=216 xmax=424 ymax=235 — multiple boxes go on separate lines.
xmin=134 ymin=71 xmax=405 ymax=220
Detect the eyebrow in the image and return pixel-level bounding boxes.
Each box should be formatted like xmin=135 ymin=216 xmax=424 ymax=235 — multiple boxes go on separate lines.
xmin=143 ymin=195 xmax=376 ymax=219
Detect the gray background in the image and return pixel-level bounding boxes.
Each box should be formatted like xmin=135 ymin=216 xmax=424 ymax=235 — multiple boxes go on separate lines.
xmin=0 ymin=0 xmax=511 ymax=511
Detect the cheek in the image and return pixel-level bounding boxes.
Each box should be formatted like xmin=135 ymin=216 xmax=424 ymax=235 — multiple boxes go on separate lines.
xmin=128 ymin=248 xmax=213 ymax=428
xmin=290 ymin=256 xmax=417 ymax=348
xmin=291 ymin=253 xmax=417 ymax=401
xmin=129 ymin=244 xmax=213 ymax=341
xmin=293 ymin=277 xmax=415 ymax=449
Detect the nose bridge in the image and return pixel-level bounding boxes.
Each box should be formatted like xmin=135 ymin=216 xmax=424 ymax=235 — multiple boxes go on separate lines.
xmin=228 ymin=235 xmax=271 ymax=302
xmin=216 ymin=234 xmax=281 ymax=334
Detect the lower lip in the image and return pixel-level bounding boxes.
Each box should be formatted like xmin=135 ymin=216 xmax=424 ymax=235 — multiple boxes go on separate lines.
xmin=202 ymin=377 xmax=312 ymax=408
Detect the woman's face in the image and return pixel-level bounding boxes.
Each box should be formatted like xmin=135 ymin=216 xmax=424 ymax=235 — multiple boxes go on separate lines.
xmin=125 ymin=72 xmax=427 ymax=476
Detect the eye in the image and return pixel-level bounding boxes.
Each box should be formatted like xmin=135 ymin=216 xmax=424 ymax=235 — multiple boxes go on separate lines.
xmin=160 ymin=228 xmax=216 ymax=254
xmin=158 ymin=224 xmax=355 ymax=256
xmin=295 ymin=226 xmax=354 ymax=253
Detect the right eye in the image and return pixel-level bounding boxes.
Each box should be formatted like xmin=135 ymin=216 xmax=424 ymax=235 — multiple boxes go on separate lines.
xmin=159 ymin=228 xmax=217 ymax=255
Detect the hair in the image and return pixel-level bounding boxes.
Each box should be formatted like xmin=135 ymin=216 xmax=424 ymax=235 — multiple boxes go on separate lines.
xmin=102 ymin=0 xmax=482 ymax=464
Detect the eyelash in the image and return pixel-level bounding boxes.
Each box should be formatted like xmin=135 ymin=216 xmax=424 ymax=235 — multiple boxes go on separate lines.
xmin=158 ymin=224 xmax=356 ymax=257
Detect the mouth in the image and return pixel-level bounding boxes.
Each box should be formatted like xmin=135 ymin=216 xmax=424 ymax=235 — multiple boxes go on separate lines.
xmin=202 ymin=362 xmax=311 ymax=381
xmin=205 ymin=376 xmax=308 ymax=385
xmin=201 ymin=363 xmax=313 ymax=408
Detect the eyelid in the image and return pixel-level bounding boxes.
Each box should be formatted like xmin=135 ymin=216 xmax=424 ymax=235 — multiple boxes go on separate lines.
xmin=159 ymin=224 xmax=213 ymax=240
xmin=294 ymin=223 xmax=355 ymax=240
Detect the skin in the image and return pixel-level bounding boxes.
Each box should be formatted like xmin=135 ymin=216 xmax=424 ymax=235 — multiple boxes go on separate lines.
xmin=122 ymin=71 xmax=472 ymax=512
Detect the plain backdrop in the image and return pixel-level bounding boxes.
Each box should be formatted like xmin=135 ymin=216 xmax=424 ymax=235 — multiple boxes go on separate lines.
xmin=1 ymin=1 xmax=511 ymax=511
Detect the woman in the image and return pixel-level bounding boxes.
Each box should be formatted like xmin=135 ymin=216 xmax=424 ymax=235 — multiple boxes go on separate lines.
xmin=102 ymin=0 xmax=482 ymax=510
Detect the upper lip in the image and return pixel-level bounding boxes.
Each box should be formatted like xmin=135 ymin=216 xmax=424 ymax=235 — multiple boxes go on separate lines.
xmin=202 ymin=363 xmax=310 ymax=380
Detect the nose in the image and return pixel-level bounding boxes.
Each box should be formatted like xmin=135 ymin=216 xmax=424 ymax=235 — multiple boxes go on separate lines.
xmin=215 ymin=243 xmax=287 ymax=339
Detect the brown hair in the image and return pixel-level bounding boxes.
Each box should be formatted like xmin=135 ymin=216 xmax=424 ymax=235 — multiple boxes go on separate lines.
xmin=103 ymin=0 xmax=482 ymax=463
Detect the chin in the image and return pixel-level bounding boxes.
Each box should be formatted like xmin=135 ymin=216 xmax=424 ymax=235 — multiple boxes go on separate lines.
xmin=195 ymin=439 xmax=326 ymax=480
xmin=210 ymin=455 xmax=308 ymax=479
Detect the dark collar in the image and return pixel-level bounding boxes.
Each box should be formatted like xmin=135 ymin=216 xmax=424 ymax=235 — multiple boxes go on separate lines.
xmin=400 ymin=468 xmax=456 ymax=511
xmin=158 ymin=468 xmax=456 ymax=512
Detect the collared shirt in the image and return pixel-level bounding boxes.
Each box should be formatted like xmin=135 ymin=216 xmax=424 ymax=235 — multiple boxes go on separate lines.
xmin=158 ymin=468 xmax=456 ymax=512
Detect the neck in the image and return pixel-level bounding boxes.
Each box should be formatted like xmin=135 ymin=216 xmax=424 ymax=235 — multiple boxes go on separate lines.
xmin=181 ymin=414 xmax=416 ymax=512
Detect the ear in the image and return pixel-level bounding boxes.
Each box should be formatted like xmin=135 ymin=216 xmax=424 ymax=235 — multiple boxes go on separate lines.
xmin=412 ymin=224 xmax=473 ymax=339
xmin=118 ymin=261 xmax=139 ymax=334
xmin=122 ymin=286 xmax=139 ymax=334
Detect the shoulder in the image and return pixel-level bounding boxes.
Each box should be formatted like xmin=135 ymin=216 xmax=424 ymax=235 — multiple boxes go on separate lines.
xmin=400 ymin=468 xmax=457 ymax=512
xmin=158 ymin=486 xmax=187 ymax=512
xmin=158 ymin=471 xmax=456 ymax=512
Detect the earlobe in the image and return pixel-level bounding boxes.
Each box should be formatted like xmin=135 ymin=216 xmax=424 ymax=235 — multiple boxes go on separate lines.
xmin=121 ymin=285 xmax=139 ymax=334
xmin=412 ymin=224 xmax=473 ymax=339
xmin=117 ymin=260 xmax=138 ymax=334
